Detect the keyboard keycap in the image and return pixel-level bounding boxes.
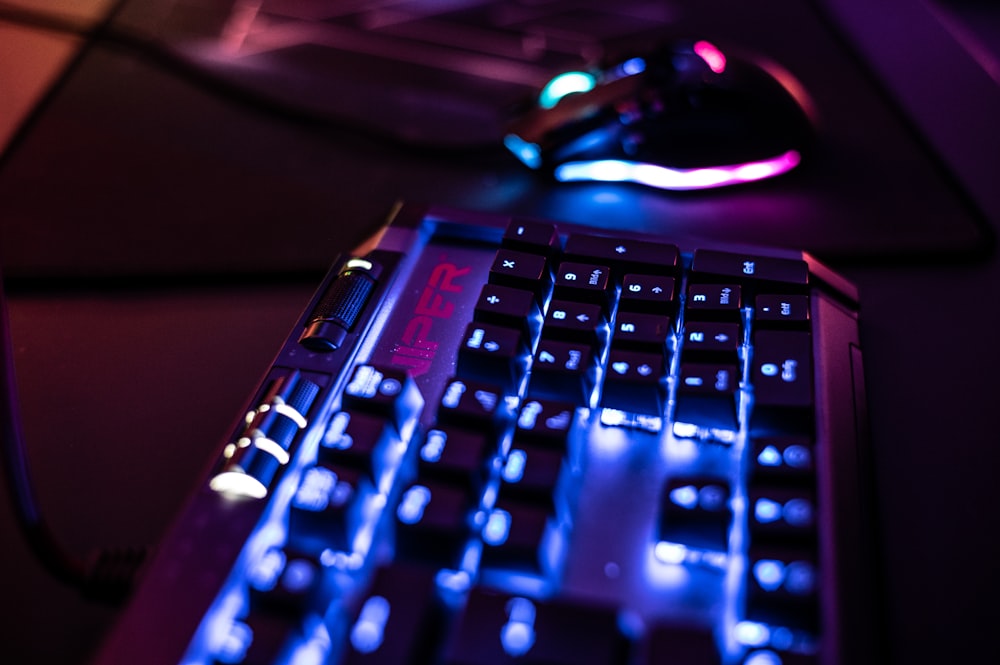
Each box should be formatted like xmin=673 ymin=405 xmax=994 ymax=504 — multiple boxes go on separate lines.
xmin=395 ymin=480 xmax=475 ymax=567
xmin=674 ymin=363 xmax=740 ymax=431
xmin=542 ymin=300 xmax=607 ymax=348
xmin=480 ymin=499 xmax=552 ymax=572
xmin=528 ymin=339 xmax=596 ymax=405
xmin=619 ymin=274 xmax=677 ymax=313
xmin=489 ymin=248 xmax=551 ymax=301
xmin=746 ymin=546 xmax=820 ymax=631
xmin=691 ymin=249 xmax=809 ymax=287
xmin=474 ymin=284 xmax=542 ymax=340
xmin=657 ymin=476 xmax=732 ymax=552
xmin=685 ymin=283 xmax=743 ymax=321
xmin=611 ymin=311 xmax=672 ymax=353
xmin=339 ymin=563 xmax=443 ymax=665
xmin=750 ymin=331 xmax=814 ymax=434
xmin=600 ymin=349 xmax=666 ymax=416
xmin=754 ymin=294 xmax=810 ymax=329
xmin=417 ymin=427 xmax=494 ymax=491
xmin=553 ymin=261 xmax=613 ymax=310
xmin=441 ymin=589 xmax=628 ymax=665
xmin=748 ymin=487 xmax=817 ymax=544
xmin=514 ymin=398 xmax=577 ymax=450
xmin=564 ymin=232 xmax=680 ymax=276
xmin=502 ymin=219 xmax=559 ymax=257
xmin=680 ymin=321 xmax=741 ymax=361
xmin=287 ymin=463 xmax=367 ymax=554
xmin=437 ymin=378 xmax=509 ymax=430
xmin=457 ymin=322 xmax=528 ymax=391
xmin=641 ymin=623 xmax=720 ymax=665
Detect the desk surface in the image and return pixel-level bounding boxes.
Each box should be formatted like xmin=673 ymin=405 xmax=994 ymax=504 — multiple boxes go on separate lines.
xmin=2 ymin=2 xmax=1000 ymax=664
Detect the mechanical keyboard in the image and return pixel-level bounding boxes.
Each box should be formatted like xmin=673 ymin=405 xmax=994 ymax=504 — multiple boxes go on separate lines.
xmin=93 ymin=204 xmax=876 ymax=665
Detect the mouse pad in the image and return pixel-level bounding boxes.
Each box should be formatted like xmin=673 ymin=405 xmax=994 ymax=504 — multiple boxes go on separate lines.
xmin=0 ymin=0 xmax=992 ymax=280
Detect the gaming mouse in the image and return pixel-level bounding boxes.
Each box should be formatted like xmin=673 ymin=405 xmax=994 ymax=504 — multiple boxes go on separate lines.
xmin=504 ymin=40 xmax=816 ymax=191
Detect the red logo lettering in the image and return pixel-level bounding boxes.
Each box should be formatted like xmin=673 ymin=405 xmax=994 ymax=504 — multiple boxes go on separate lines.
xmin=391 ymin=260 xmax=470 ymax=376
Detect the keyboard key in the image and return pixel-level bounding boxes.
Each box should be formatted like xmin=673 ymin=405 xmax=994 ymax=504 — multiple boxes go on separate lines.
xmin=564 ymin=232 xmax=680 ymax=277
xmin=287 ymin=463 xmax=367 ymax=554
xmin=528 ymin=339 xmax=596 ymax=405
xmin=395 ymin=480 xmax=475 ymax=567
xmin=749 ymin=437 xmax=816 ymax=485
xmin=542 ymin=299 xmax=607 ymax=348
xmin=600 ymin=349 xmax=666 ymax=416
xmin=480 ymin=499 xmax=551 ymax=572
xmin=499 ymin=444 xmax=564 ymax=509
xmin=489 ymin=248 xmax=551 ymax=301
xmin=746 ymin=546 xmax=820 ymax=631
xmin=619 ymin=274 xmax=677 ymax=313
xmin=317 ymin=411 xmax=392 ymax=481
xmin=341 ymin=364 xmax=423 ymax=431
xmin=457 ymin=321 xmax=529 ymax=391
xmin=681 ymin=320 xmax=741 ymax=361
xmin=553 ymin=261 xmax=613 ymax=310
xmin=437 ymin=377 xmax=509 ymax=431
xmin=502 ymin=219 xmax=559 ymax=257
xmin=474 ymin=283 xmax=542 ymax=340
xmin=750 ymin=331 xmax=814 ymax=434
xmin=674 ymin=363 xmax=740 ymax=431
xmin=754 ymin=294 xmax=810 ymax=329
xmin=685 ymin=283 xmax=743 ymax=321
xmin=657 ymin=476 xmax=732 ymax=552
xmin=611 ymin=311 xmax=672 ymax=353
xmin=691 ymin=249 xmax=809 ymax=287
xmin=339 ymin=563 xmax=442 ymax=665
xmin=232 ymin=613 xmax=297 ymax=665
xmin=641 ymin=623 xmax=720 ymax=665
xmin=748 ymin=487 xmax=817 ymax=544
xmin=441 ymin=589 xmax=628 ymax=665
xmin=246 ymin=547 xmax=328 ymax=617
xmin=514 ymin=398 xmax=577 ymax=450
xmin=417 ymin=427 xmax=494 ymax=491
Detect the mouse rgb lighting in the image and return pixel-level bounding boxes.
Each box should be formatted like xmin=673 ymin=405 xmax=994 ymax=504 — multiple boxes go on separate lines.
xmin=505 ymin=40 xmax=813 ymax=191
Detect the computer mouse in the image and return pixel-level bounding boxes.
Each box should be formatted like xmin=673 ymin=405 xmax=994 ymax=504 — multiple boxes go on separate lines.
xmin=504 ymin=40 xmax=816 ymax=191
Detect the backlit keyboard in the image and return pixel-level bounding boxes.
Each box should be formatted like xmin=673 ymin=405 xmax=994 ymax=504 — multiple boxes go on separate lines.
xmin=94 ymin=204 xmax=876 ymax=665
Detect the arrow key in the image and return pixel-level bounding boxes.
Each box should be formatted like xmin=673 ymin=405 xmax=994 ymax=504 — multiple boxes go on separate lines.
xmin=680 ymin=321 xmax=741 ymax=361
xmin=599 ymin=349 xmax=666 ymax=416
xmin=542 ymin=299 xmax=607 ymax=349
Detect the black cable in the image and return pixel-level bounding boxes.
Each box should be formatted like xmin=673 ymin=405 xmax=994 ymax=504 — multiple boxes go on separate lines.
xmin=0 ymin=270 xmax=150 ymax=602
xmin=0 ymin=270 xmax=86 ymax=587
xmin=0 ymin=1 xmax=508 ymax=160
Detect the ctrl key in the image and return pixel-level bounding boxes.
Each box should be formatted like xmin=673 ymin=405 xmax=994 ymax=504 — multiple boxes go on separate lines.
xmin=441 ymin=589 xmax=629 ymax=665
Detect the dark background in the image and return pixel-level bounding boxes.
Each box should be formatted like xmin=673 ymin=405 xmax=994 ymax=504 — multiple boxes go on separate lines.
xmin=1 ymin=1 xmax=999 ymax=664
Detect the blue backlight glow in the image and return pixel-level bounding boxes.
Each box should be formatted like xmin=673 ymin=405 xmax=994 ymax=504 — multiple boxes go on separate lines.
xmin=503 ymin=450 xmax=527 ymax=483
xmin=753 ymin=560 xmax=785 ymax=591
xmin=745 ymin=650 xmax=782 ymax=665
xmin=421 ymin=429 xmax=447 ymax=462
xmin=538 ymin=71 xmax=596 ymax=109
xmin=735 ymin=621 xmax=771 ymax=647
xmin=757 ymin=445 xmax=782 ymax=467
xmin=619 ymin=57 xmax=646 ymax=77
xmin=500 ymin=598 xmax=537 ymax=656
xmin=350 ymin=596 xmax=390 ymax=654
xmin=504 ymin=134 xmax=543 ymax=170
xmin=397 ymin=486 xmax=431 ymax=525
xmin=755 ymin=498 xmax=782 ymax=523
xmin=670 ymin=485 xmax=699 ymax=510
xmin=483 ymin=509 xmax=512 ymax=546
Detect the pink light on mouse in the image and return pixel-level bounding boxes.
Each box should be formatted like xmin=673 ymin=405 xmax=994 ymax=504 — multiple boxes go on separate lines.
xmin=553 ymin=149 xmax=801 ymax=191
xmin=693 ymin=40 xmax=727 ymax=74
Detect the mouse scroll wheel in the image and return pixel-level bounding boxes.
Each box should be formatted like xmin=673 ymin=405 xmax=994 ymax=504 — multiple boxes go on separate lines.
xmin=538 ymin=71 xmax=597 ymax=109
